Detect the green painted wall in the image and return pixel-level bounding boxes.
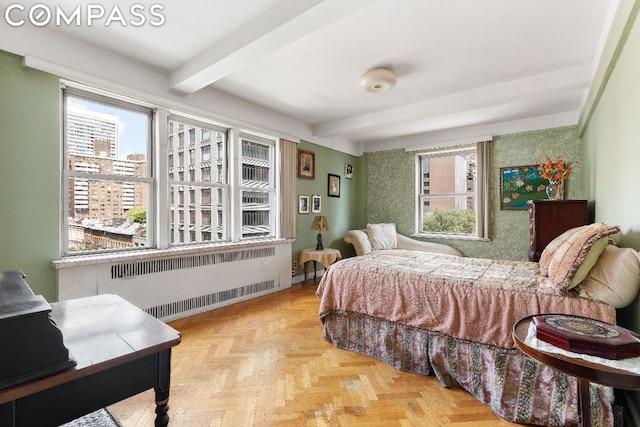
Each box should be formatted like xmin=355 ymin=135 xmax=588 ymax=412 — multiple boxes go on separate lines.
xmin=292 ymin=141 xmax=366 ymax=275
xmin=0 ymin=51 xmax=60 ymax=301
xmin=580 ymin=6 xmax=640 ymax=410
xmin=0 ymin=49 xmax=367 ymax=293
xmin=365 ymin=126 xmax=585 ymax=260
xmin=582 ymin=12 xmax=640 ymax=250
xmin=582 ymin=5 xmax=640 ymax=335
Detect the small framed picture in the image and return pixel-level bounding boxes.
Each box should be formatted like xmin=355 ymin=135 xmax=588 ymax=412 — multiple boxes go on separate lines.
xmin=298 ymin=195 xmax=310 ymax=214
xmin=311 ymin=195 xmax=321 ymax=213
xmin=328 ymin=174 xmax=341 ymax=198
xmin=344 ymin=163 xmax=353 ymax=179
xmin=297 ymin=149 xmax=315 ymax=180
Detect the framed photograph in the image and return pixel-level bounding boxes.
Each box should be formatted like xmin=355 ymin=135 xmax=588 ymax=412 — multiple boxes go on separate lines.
xmin=328 ymin=173 xmax=341 ymax=198
xmin=311 ymin=195 xmax=321 ymax=213
xmin=344 ymin=163 xmax=354 ymax=179
xmin=297 ymin=149 xmax=315 ymax=180
xmin=500 ymin=165 xmax=547 ymax=210
xmin=298 ymin=195 xmax=310 ymax=214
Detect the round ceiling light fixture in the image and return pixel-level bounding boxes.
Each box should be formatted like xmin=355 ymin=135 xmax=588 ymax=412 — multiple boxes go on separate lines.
xmin=359 ymin=68 xmax=397 ymax=93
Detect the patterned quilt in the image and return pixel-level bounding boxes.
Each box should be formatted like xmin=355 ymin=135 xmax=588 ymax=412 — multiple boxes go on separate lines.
xmin=316 ymin=250 xmax=617 ymax=426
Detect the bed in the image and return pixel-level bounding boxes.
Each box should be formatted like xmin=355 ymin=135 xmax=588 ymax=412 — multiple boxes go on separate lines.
xmin=316 ymin=223 xmax=640 ymax=426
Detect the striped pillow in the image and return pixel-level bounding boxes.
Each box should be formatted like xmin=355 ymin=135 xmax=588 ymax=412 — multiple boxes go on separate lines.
xmin=539 ymin=223 xmax=620 ymax=292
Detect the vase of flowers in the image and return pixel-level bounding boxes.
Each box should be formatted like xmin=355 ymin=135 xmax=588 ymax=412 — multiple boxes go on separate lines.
xmin=545 ymin=179 xmax=565 ymax=200
xmin=537 ymin=154 xmax=575 ymax=200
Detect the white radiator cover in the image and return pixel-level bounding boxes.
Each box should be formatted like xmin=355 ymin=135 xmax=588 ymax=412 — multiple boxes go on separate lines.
xmin=55 ymin=241 xmax=293 ymax=321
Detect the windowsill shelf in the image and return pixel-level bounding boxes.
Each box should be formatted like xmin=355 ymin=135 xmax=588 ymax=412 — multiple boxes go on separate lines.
xmin=412 ymin=233 xmax=490 ymax=242
xmin=52 ymin=238 xmax=294 ymax=269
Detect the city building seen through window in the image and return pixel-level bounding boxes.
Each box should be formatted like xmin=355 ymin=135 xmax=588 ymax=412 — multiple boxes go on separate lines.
xmin=62 ymin=85 xmax=278 ymax=255
xmin=417 ymin=142 xmax=488 ymax=239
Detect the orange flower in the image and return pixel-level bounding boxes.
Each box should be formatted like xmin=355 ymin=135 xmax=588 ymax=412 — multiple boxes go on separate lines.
xmin=537 ymin=154 xmax=575 ymax=181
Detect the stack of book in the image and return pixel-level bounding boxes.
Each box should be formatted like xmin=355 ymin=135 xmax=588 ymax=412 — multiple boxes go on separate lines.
xmin=533 ymin=314 xmax=640 ymax=360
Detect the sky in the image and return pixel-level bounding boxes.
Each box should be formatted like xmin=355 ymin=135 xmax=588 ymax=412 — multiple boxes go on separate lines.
xmin=68 ymin=97 xmax=148 ymax=159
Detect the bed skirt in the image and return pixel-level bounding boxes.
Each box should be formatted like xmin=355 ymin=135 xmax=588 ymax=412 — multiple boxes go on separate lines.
xmin=321 ymin=311 xmax=614 ymax=427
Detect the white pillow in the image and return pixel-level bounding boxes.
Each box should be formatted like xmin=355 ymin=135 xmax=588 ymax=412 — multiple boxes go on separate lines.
xmin=576 ymin=245 xmax=640 ymax=308
xmin=367 ymin=223 xmax=397 ymax=250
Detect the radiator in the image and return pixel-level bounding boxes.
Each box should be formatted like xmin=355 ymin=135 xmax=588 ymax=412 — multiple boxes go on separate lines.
xmin=55 ymin=241 xmax=292 ymax=321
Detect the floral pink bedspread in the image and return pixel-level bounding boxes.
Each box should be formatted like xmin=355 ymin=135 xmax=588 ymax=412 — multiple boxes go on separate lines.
xmin=317 ymin=250 xmax=616 ymax=349
xmin=316 ymin=250 xmax=618 ymax=426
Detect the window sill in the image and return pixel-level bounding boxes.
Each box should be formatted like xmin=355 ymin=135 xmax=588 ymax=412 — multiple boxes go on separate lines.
xmin=52 ymin=238 xmax=294 ymax=269
xmin=412 ymin=233 xmax=490 ymax=242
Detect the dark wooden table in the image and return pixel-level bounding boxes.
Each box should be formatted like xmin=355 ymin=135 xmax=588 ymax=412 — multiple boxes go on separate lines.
xmin=0 ymin=294 xmax=181 ymax=427
xmin=513 ymin=315 xmax=640 ymax=427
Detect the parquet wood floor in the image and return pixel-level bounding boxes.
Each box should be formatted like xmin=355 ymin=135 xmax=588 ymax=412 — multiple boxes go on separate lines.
xmin=109 ymin=281 xmax=521 ymax=426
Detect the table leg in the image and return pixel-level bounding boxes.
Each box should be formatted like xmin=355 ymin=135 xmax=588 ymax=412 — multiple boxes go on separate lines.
xmin=155 ymin=398 xmax=170 ymax=427
xmin=577 ymin=377 xmax=591 ymax=427
xmin=154 ymin=350 xmax=172 ymax=427
xmin=313 ymin=261 xmax=317 ymax=280
xmin=303 ymin=262 xmax=308 ymax=281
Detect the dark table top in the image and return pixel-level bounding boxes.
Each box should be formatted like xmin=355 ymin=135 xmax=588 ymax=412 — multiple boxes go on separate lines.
xmin=0 ymin=294 xmax=181 ymax=403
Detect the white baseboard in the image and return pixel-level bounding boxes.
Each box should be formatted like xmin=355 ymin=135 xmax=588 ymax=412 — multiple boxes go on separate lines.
xmin=292 ymin=268 xmax=325 ymax=284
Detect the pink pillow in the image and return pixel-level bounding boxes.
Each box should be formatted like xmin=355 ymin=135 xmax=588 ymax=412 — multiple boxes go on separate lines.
xmin=539 ymin=223 xmax=620 ymax=292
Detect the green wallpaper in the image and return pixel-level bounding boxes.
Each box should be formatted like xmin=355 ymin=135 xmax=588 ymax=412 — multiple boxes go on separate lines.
xmin=0 ymin=51 xmax=61 ymax=301
xmin=292 ymin=141 xmax=366 ymax=275
xmin=365 ymin=126 xmax=585 ymax=260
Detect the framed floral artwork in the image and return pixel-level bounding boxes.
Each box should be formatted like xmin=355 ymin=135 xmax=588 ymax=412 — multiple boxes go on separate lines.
xmin=500 ymin=165 xmax=547 ymax=210
xmin=297 ymin=149 xmax=315 ymax=179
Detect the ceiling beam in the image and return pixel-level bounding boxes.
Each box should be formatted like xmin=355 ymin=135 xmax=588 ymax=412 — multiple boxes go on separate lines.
xmin=169 ymin=0 xmax=376 ymax=94
xmin=312 ymin=64 xmax=594 ymax=139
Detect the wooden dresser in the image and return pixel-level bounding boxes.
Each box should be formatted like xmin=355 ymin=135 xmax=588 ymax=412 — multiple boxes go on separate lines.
xmin=527 ymin=200 xmax=589 ymax=262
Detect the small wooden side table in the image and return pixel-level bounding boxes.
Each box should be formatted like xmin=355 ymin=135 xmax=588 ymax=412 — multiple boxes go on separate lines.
xmin=300 ymin=248 xmax=342 ymax=281
xmin=513 ymin=315 xmax=640 ymax=427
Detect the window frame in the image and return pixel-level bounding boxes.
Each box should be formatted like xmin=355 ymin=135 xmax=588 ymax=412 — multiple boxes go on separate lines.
xmin=61 ymin=85 xmax=155 ymax=255
xmin=233 ymin=132 xmax=278 ymax=240
xmin=61 ymin=82 xmax=282 ymax=257
xmin=167 ymin=114 xmax=230 ymax=246
xmin=414 ymin=141 xmax=489 ymax=240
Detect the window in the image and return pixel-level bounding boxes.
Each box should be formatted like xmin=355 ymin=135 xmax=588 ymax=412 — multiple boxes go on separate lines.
xmin=201 ymin=145 xmax=211 ymax=162
xmin=62 ymin=84 xmax=281 ymax=255
xmin=238 ymin=136 xmax=276 ymax=238
xmin=168 ymin=117 xmax=227 ymax=245
xmin=63 ymin=88 xmax=152 ymax=253
xmin=416 ymin=141 xmax=488 ymax=239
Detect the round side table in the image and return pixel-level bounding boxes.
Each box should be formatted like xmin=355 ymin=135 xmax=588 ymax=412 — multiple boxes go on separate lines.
xmin=513 ymin=315 xmax=640 ymax=427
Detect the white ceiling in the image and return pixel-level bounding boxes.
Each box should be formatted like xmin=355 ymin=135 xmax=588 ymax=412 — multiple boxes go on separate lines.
xmin=1 ymin=0 xmax=617 ymax=148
